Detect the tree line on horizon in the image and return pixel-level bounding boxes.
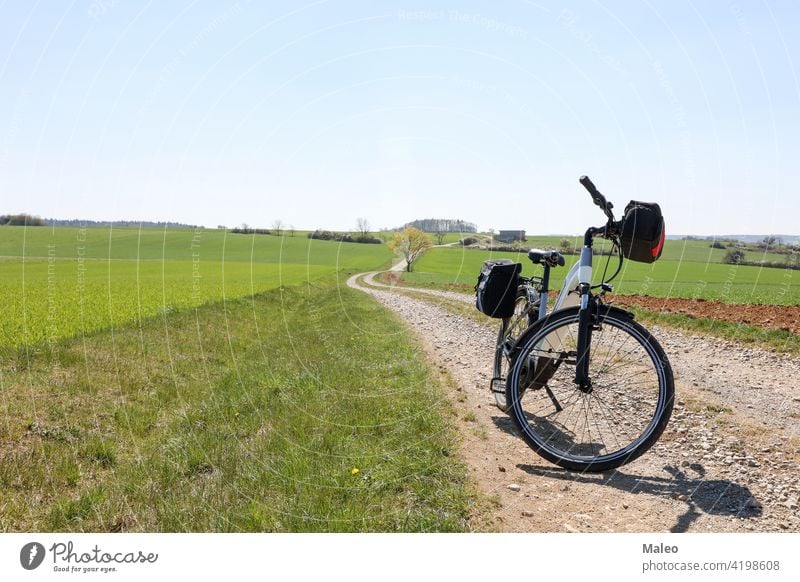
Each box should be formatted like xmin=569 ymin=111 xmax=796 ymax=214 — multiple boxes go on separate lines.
xmin=402 ymin=218 xmax=477 ymax=234
xmin=0 ymin=213 xmax=198 ymax=229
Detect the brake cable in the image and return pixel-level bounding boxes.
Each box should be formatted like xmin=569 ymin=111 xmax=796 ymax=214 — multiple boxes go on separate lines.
xmin=591 ymin=238 xmax=623 ymax=290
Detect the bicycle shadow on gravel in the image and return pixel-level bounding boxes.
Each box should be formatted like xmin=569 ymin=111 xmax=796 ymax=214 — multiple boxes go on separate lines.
xmin=516 ymin=461 xmax=761 ymax=532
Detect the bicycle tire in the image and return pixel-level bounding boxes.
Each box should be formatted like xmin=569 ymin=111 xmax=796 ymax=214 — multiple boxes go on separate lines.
xmin=492 ymin=287 xmax=536 ymax=412
xmin=507 ymin=305 xmax=674 ymax=472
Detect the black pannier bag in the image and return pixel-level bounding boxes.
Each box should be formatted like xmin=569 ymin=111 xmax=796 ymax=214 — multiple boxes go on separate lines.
xmin=619 ymin=201 xmax=665 ymax=263
xmin=475 ymin=259 xmax=522 ymax=318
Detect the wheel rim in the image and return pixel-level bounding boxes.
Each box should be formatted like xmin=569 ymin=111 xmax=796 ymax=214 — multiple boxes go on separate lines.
xmin=510 ymin=312 xmax=668 ymax=466
xmin=493 ymin=295 xmax=535 ymax=410
xmin=495 ymin=296 xmax=534 ymax=378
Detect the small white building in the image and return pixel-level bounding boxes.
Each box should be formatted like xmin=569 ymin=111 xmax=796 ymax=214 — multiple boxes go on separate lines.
xmin=496 ymin=230 xmax=526 ymax=243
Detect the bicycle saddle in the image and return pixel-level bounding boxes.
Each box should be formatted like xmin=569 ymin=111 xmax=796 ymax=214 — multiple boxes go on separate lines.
xmin=527 ymin=249 xmax=566 ymax=267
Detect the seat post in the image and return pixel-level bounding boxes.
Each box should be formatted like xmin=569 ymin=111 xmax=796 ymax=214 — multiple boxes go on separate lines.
xmin=540 ymin=262 xmax=551 ymax=294
xmin=539 ymin=263 xmax=551 ymax=319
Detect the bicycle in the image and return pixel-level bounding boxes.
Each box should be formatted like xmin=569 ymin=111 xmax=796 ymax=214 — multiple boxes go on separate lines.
xmin=483 ymin=176 xmax=674 ymax=472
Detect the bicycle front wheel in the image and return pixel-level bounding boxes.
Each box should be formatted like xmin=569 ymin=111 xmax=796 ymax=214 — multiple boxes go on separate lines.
xmin=507 ymin=306 xmax=674 ymax=472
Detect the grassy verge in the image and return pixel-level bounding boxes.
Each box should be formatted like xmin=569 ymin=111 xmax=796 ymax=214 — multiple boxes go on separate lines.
xmin=0 ymin=279 xmax=483 ymax=532
xmin=376 ymin=270 xmax=476 ymax=294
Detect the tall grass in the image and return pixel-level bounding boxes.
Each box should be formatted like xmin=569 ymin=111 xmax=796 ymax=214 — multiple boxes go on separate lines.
xmin=0 ymin=280 xmax=482 ymax=532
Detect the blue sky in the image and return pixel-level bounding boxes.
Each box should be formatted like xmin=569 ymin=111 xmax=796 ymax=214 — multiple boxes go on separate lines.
xmin=1 ymin=0 xmax=798 ymax=234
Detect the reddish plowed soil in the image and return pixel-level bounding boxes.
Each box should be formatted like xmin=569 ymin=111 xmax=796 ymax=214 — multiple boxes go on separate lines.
xmin=613 ymin=295 xmax=800 ymax=335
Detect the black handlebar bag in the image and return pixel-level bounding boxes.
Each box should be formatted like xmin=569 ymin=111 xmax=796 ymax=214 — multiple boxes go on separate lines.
xmin=620 ymin=201 xmax=665 ymax=263
xmin=475 ymin=259 xmax=522 ymax=318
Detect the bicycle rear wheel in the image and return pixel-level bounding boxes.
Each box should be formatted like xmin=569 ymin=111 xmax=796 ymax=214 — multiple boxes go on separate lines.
xmin=507 ymin=305 xmax=673 ymax=472
xmin=492 ymin=288 xmax=536 ymax=412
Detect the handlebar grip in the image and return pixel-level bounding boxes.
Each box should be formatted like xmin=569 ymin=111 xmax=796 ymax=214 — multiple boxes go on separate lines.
xmin=579 ymin=175 xmax=615 ymax=221
xmin=579 ymin=175 xmax=610 ymax=210
xmin=579 ymin=175 xmax=599 ymax=197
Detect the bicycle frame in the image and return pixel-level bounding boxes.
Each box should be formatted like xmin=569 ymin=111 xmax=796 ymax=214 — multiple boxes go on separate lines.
xmin=516 ymin=260 xmax=580 ymax=325
xmin=553 ymin=261 xmax=582 ymax=312
xmin=512 ymin=227 xmax=607 ymax=392
xmin=507 ymin=260 xmax=579 ymax=355
xmin=508 ymin=176 xmax=622 ymax=393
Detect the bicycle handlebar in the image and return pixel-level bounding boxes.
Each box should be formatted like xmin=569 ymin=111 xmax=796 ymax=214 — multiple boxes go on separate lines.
xmin=578 ymin=175 xmax=600 ymax=198
xmin=579 ymin=175 xmax=614 ymax=222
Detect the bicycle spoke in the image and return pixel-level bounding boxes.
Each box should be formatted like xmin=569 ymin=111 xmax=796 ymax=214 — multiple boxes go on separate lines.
xmin=509 ymin=308 xmax=673 ymax=471
xmin=589 ymin=393 xmax=623 ymax=451
xmin=587 ymin=393 xmax=611 ymax=455
xmin=593 ymin=345 xmax=651 ymax=377
xmin=594 ymin=324 xmax=635 ymax=375
xmin=591 ymin=319 xmax=623 ymax=371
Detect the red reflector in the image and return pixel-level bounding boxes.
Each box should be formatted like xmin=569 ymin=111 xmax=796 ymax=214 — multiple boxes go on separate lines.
xmin=652 ymin=227 xmax=666 ymax=259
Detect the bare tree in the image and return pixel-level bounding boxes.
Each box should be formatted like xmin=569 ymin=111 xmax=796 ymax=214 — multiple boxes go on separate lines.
xmin=356 ymin=217 xmax=370 ymax=239
xmin=272 ymin=219 xmax=284 ymax=236
xmin=289 ymin=225 xmax=295 ymax=237
xmin=435 ymin=228 xmax=446 ymax=245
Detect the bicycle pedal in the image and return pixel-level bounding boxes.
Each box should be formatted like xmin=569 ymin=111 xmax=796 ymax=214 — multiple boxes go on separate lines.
xmin=490 ymin=378 xmax=506 ymax=394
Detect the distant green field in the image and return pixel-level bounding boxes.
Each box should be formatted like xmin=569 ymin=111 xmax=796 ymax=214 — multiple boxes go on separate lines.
xmin=0 ymin=226 xmax=392 ymax=346
xmin=438 ymin=235 xmax=729 ymax=263
xmin=435 ymin=232 xmax=488 ymax=244
xmin=0 ymin=225 xmax=389 ymax=264
xmin=516 ymin=235 xmax=729 ymax=264
xmin=400 ymin=240 xmax=800 ymax=305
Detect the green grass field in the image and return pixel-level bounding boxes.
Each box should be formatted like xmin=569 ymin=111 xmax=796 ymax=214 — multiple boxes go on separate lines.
xmin=0 ymin=225 xmax=486 ymax=531
xmin=398 ymin=239 xmax=800 ymax=305
xmin=434 ymin=232 xmax=488 ymax=244
xmin=0 ymin=226 xmax=392 ymax=347
xmin=510 ymin=235 xmax=730 ymax=263
xmin=0 ymin=280 xmax=481 ymax=531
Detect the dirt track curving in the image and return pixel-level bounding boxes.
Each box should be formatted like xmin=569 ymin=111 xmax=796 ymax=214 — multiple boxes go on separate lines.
xmin=347 ymin=271 xmax=800 ymax=533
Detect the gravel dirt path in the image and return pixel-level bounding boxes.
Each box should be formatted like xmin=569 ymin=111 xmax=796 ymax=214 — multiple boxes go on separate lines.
xmin=347 ymin=272 xmax=800 ymax=532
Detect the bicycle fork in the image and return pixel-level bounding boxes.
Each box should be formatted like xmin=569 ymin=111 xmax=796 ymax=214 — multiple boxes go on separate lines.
xmin=575 ymin=239 xmax=596 ymax=392
xmin=575 ymin=288 xmax=595 ymax=392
